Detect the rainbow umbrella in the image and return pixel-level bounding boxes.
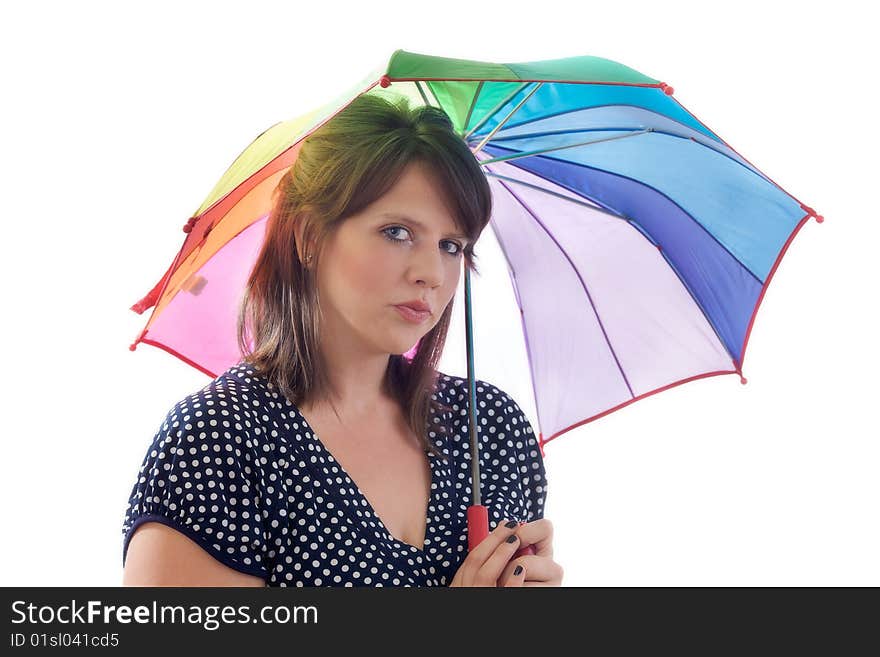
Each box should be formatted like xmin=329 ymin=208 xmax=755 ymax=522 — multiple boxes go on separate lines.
xmin=129 ymin=49 xmax=823 ymax=551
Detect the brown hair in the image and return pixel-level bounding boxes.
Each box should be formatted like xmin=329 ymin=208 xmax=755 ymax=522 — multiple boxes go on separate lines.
xmin=236 ymin=91 xmax=493 ymax=460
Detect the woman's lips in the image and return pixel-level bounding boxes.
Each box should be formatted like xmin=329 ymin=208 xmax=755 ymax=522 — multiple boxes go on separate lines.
xmin=394 ymin=305 xmax=431 ymax=323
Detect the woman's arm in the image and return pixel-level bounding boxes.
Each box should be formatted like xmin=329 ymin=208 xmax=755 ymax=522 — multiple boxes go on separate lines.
xmin=122 ymin=522 xmax=266 ymax=587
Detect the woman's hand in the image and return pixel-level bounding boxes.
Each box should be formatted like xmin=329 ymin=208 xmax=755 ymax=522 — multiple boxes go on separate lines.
xmin=448 ymin=518 xmax=533 ymax=587
xmin=496 ymin=518 xmax=563 ymax=587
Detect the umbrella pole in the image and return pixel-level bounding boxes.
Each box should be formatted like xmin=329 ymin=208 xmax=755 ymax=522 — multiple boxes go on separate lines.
xmin=464 ymin=266 xmax=490 ymax=551
xmin=463 ymin=265 xmax=537 ymax=561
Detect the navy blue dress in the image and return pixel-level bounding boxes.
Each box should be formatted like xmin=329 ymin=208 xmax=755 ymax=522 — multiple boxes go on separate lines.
xmin=121 ymin=362 xmax=547 ymax=587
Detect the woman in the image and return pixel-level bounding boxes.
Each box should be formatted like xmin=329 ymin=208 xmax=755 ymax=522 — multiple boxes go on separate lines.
xmin=121 ymin=93 xmax=563 ymax=587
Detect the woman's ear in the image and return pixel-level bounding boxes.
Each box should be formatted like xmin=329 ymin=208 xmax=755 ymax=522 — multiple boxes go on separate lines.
xmin=293 ymin=214 xmax=311 ymax=267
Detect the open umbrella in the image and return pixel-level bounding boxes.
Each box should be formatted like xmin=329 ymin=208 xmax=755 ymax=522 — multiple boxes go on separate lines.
xmin=129 ymin=49 xmax=822 ymax=553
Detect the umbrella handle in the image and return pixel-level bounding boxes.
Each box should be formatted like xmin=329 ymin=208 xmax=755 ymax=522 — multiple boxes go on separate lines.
xmin=467 ymin=505 xmax=537 ymax=557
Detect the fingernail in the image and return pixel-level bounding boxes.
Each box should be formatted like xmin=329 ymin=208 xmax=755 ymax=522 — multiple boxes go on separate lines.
xmin=513 ymin=565 xmax=523 ymax=576
xmin=504 ymin=520 xmax=518 ymax=529
xmin=506 ymin=534 xmax=519 ymax=543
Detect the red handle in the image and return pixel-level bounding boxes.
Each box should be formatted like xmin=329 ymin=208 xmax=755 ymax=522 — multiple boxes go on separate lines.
xmin=467 ymin=505 xmax=536 ymax=557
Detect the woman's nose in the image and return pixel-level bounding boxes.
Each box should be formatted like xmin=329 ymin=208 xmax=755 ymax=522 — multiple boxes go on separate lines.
xmin=409 ymin=246 xmax=445 ymax=287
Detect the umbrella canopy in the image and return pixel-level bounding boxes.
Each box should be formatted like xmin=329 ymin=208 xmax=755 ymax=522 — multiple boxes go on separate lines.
xmin=130 ymin=49 xmax=822 ymax=461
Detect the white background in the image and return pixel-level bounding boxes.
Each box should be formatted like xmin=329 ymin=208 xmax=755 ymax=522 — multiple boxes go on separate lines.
xmin=1 ymin=0 xmax=876 ymax=587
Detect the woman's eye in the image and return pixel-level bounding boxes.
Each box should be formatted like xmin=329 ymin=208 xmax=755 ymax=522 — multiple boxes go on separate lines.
xmin=443 ymin=241 xmax=463 ymax=256
xmin=382 ymin=226 xmax=410 ymax=242
xmin=382 ymin=226 xmax=463 ymax=257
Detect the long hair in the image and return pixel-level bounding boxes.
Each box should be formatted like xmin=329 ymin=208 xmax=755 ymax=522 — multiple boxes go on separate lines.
xmin=236 ymin=91 xmax=493 ymax=460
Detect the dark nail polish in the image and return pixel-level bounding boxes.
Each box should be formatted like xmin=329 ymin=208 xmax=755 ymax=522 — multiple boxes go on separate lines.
xmin=506 ymin=534 xmax=519 ymax=543
xmin=504 ymin=520 xmax=518 ymax=529
xmin=514 ymin=565 xmax=523 ymax=576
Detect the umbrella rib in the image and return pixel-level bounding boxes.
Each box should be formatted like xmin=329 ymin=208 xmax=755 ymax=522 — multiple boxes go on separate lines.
xmin=473 ymin=83 xmax=544 ymax=155
xmin=461 ymin=80 xmax=483 ymax=138
xmin=415 ymin=79 xmax=445 ymax=109
xmin=483 ymin=171 xmax=628 ymax=222
xmin=414 ymin=80 xmax=432 ymax=107
xmin=477 ymin=128 xmax=652 ymax=165
xmin=490 ymin=125 xmax=649 ymax=144
xmin=463 ymin=82 xmax=533 ymax=140
xmin=491 ymin=172 xmax=638 ymax=402
xmin=473 ymin=102 xmax=711 ymax=144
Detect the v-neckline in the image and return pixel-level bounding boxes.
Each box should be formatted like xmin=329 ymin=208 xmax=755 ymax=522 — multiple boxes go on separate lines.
xmin=294 ymin=406 xmax=441 ymax=555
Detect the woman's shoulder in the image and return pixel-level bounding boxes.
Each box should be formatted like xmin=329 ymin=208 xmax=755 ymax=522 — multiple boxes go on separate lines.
xmin=434 ymin=370 xmax=546 ymax=521
xmin=191 ymin=361 xmax=281 ymax=417
xmin=146 ymin=361 xmax=279 ymax=457
xmin=211 ymin=360 xmax=271 ymax=399
xmin=433 ymin=370 xmax=519 ymax=408
xmin=433 ymin=370 xmax=534 ymax=438
xmin=121 ymin=361 xmax=280 ymax=578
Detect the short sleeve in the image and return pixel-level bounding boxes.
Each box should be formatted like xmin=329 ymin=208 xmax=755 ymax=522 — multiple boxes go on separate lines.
xmin=497 ymin=387 xmax=548 ymax=523
xmin=121 ymin=389 xmax=270 ymax=580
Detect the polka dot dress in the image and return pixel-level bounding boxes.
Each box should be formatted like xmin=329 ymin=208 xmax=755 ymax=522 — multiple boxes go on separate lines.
xmin=121 ymin=362 xmax=547 ymax=587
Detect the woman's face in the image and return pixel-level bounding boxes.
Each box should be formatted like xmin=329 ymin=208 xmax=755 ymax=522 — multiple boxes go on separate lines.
xmin=314 ymin=160 xmax=469 ymax=356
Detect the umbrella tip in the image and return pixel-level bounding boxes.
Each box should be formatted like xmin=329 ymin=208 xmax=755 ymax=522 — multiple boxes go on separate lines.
xmin=129 ymin=328 xmax=147 ymax=352
xmin=801 ymin=205 xmax=824 ymax=223
xmin=659 ymin=82 xmax=674 ymax=95
xmin=740 ymin=375 xmax=747 ymax=385
xmin=380 ymin=75 xmax=392 ymax=88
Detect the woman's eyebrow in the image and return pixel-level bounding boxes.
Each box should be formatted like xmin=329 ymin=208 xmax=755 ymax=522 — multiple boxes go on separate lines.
xmin=379 ymin=212 xmax=469 ymax=241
